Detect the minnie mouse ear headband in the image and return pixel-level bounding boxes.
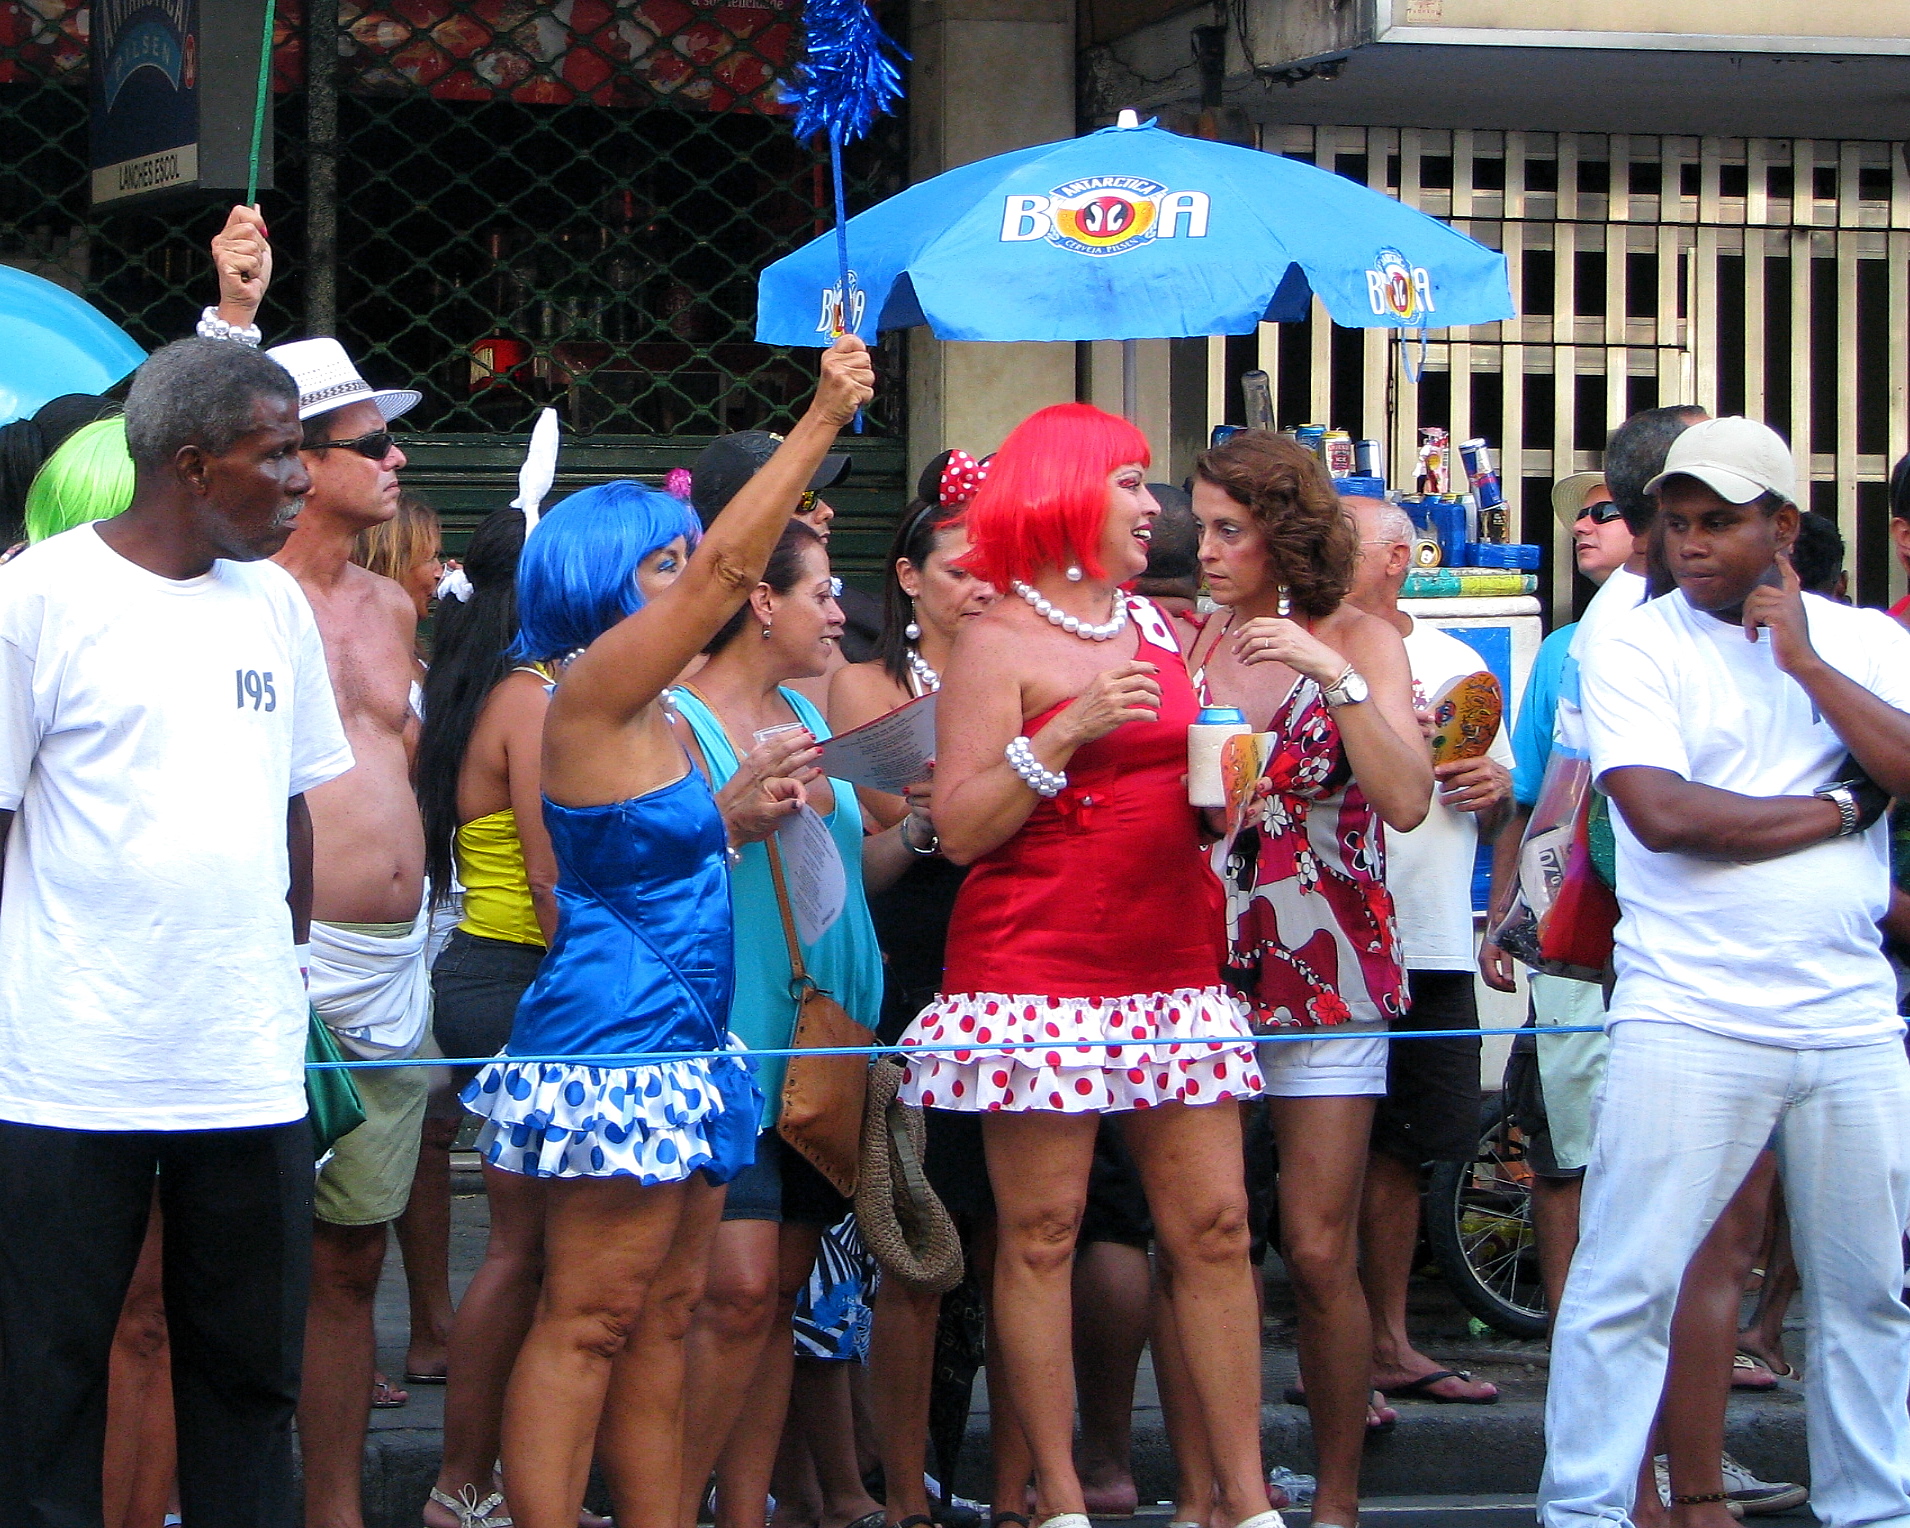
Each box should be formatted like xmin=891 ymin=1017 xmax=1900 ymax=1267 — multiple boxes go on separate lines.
xmin=915 ymin=448 xmax=991 ymax=509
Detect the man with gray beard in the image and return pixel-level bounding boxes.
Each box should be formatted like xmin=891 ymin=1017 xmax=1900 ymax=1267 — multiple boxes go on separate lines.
xmin=0 ymin=338 xmax=351 ymax=1526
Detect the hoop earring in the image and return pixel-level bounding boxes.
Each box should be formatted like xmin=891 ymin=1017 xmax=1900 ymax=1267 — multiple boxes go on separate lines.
xmin=905 ymin=603 xmax=922 ymax=642
xmin=1276 ymin=585 xmax=1292 ymax=618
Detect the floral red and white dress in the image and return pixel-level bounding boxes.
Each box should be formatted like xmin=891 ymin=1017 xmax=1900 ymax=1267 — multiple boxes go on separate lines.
xmin=895 ymin=598 xmax=1263 ymax=1114
xmin=1214 ymin=672 xmax=1406 ymax=1030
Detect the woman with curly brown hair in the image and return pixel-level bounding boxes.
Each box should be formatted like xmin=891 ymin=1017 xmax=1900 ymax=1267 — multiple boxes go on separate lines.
xmin=1186 ymin=430 xmax=1430 ymax=1528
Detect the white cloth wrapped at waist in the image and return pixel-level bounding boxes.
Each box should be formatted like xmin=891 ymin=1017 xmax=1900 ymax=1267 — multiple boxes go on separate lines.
xmin=309 ymin=906 xmax=432 ymax=1060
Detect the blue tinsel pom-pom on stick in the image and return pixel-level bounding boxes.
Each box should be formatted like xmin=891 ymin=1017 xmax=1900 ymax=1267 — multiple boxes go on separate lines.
xmin=787 ymin=0 xmax=907 ymax=147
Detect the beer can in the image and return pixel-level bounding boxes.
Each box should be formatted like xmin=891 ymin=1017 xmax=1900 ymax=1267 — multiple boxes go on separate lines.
xmin=1210 ymin=424 xmax=1245 ymax=448
xmin=1295 ymin=424 xmax=1326 ymax=458
xmin=1355 ymin=439 xmax=1383 ymax=478
xmin=1478 ymin=503 xmax=1511 ymax=543
xmin=1323 ymin=431 xmax=1356 ymax=477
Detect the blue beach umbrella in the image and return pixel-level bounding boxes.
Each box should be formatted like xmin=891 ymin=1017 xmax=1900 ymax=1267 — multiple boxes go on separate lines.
xmin=0 ymin=266 xmax=146 ymax=425
xmin=757 ymin=113 xmax=1513 ymax=350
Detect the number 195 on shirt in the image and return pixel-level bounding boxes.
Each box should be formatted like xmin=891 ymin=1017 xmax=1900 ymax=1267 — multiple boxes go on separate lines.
xmin=236 ymin=669 xmax=278 ymax=711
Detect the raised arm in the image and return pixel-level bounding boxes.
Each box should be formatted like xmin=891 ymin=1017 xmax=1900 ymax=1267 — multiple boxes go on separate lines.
xmin=1743 ymin=554 xmax=1910 ymax=798
xmin=552 ymin=336 xmax=872 ymax=730
xmin=210 ymin=204 xmax=272 ymax=335
xmin=1230 ymin=607 xmax=1431 ymax=831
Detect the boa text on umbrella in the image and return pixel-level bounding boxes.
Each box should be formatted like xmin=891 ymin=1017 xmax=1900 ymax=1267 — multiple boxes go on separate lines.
xmin=1000 ymin=177 xmax=1212 ymax=256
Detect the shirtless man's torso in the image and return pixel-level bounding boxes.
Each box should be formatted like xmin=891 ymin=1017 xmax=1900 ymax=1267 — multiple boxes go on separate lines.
xmin=274 ymin=398 xmax=423 ymax=922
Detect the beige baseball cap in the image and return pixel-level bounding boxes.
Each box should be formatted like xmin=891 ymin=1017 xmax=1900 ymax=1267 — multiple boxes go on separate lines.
xmin=1645 ymin=416 xmax=1796 ymax=505
xmin=1549 ymin=471 xmax=1610 ymax=529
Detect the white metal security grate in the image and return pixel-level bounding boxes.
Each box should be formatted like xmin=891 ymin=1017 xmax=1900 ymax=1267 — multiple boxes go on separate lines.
xmin=1207 ymin=127 xmax=1908 ymax=615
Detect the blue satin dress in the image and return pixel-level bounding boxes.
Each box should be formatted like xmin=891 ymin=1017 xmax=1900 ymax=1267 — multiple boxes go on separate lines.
xmin=461 ymin=767 xmax=762 ymax=1182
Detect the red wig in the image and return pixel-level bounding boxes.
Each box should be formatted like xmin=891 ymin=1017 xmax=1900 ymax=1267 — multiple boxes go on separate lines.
xmin=958 ymin=403 xmax=1151 ymax=590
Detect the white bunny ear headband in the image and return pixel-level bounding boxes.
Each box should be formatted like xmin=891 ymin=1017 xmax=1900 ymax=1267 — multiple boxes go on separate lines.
xmin=512 ymin=407 xmax=561 ymax=535
xmin=438 ymin=408 xmax=561 ymax=605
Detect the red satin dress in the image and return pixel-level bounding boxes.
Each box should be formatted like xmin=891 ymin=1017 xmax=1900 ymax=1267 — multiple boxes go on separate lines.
xmin=896 ymin=598 xmax=1264 ymax=1114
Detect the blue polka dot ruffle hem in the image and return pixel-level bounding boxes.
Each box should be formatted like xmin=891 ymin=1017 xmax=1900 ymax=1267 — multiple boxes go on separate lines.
xmin=461 ymin=1044 xmax=761 ymax=1184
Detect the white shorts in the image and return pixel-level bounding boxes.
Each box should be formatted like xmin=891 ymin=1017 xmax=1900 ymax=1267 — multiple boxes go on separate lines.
xmin=1258 ymin=1025 xmax=1390 ymax=1098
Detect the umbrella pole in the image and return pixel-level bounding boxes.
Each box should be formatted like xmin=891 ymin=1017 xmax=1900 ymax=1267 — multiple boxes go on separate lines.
xmin=1121 ymin=338 xmax=1138 ymax=424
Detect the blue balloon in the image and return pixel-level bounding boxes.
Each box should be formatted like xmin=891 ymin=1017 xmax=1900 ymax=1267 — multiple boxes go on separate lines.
xmin=757 ymin=118 xmax=1514 ymax=346
xmin=0 ymin=266 xmax=146 ymax=425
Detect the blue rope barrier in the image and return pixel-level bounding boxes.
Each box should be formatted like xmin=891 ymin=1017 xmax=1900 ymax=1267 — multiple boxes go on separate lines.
xmin=307 ymin=1024 xmax=1606 ymax=1070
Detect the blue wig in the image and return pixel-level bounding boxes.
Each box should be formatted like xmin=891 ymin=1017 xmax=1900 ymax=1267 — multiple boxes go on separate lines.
xmin=513 ymin=480 xmax=702 ymax=661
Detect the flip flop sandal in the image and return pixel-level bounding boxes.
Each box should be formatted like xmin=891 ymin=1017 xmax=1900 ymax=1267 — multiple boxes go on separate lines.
xmin=1282 ymin=1385 xmax=1398 ymax=1433
xmin=371 ymin=1376 xmax=409 ymax=1408
xmin=404 ymin=1370 xmax=449 ymax=1385
xmin=1731 ymin=1352 xmax=1779 ymax=1390
xmin=1379 ymin=1369 xmax=1499 ymax=1405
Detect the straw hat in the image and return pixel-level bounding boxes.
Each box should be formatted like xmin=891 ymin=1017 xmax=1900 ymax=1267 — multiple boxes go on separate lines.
xmin=855 ymin=1057 xmax=963 ymax=1294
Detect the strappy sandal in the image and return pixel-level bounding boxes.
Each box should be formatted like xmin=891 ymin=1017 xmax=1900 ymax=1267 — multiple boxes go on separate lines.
xmin=428 ymin=1485 xmax=512 ymax=1528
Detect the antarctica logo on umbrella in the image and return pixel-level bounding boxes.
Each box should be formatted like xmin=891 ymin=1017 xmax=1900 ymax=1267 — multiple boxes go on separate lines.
xmin=1000 ymin=176 xmax=1211 ymax=257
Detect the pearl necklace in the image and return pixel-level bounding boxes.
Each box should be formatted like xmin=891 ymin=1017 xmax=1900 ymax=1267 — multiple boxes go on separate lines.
xmin=1011 ymin=581 xmax=1129 ymax=642
xmin=905 ymin=647 xmax=942 ymax=694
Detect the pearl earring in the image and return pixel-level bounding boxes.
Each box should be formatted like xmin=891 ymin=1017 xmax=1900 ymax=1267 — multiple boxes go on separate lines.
xmin=904 ymin=604 xmax=922 ymax=642
xmin=761 ymin=623 xmax=773 ymax=639
xmin=1276 ymin=586 xmax=1292 ymax=618
xmin=1065 ymin=565 xmax=1084 ymax=583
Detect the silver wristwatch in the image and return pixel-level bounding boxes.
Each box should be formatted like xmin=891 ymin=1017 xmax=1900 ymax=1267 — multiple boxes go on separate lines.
xmin=1814 ymin=782 xmax=1859 ymax=837
xmin=1321 ymin=665 xmax=1370 ymax=707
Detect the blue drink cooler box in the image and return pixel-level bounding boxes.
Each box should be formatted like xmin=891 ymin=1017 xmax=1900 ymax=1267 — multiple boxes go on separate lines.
xmin=1465 ymin=542 xmax=1543 ymax=570
xmin=1334 ymin=474 xmax=1386 ymax=498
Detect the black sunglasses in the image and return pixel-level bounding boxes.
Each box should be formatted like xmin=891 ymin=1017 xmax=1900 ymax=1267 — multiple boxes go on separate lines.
xmin=308 ymin=428 xmax=395 ymax=460
xmin=1577 ymin=500 xmax=1626 ymax=525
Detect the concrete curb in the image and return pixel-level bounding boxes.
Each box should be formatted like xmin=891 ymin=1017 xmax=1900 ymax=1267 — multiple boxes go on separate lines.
xmin=338 ymin=1395 xmax=1811 ymax=1528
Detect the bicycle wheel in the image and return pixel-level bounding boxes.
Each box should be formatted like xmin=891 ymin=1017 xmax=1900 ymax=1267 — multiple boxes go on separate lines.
xmin=1424 ymin=1091 xmax=1549 ymax=1340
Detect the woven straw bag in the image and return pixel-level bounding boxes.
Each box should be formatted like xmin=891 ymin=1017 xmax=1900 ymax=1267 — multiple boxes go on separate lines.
xmin=855 ymin=1055 xmax=963 ymax=1293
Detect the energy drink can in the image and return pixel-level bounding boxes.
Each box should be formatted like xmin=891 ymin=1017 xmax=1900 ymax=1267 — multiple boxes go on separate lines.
xmin=1296 ymin=424 xmax=1326 ymax=459
xmin=1323 ymin=431 xmax=1356 ymax=477
xmin=1459 ymin=438 xmax=1495 ymax=479
xmin=1211 ymin=424 xmax=1245 ymax=448
xmin=1354 ymin=439 xmax=1383 ymax=479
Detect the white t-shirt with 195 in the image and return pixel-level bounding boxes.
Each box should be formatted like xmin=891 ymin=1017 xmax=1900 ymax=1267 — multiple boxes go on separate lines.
xmin=1580 ymin=588 xmax=1910 ymax=1048
xmin=1390 ymin=621 xmax=1518 ymax=971
xmin=0 ymin=524 xmax=354 ymax=1130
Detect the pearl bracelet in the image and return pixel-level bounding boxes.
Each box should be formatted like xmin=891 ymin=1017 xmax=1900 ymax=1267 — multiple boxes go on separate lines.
xmin=1006 ymin=736 xmax=1066 ymax=798
xmin=197 ymin=306 xmax=263 ymax=346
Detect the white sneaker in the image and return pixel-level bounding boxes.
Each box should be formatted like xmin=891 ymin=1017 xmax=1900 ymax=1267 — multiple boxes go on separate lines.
xmin=1719 ymin=1453 xmax=1810 ymax=1515
xmin=1653 ymin=1457 xmax=1745 ymax=1519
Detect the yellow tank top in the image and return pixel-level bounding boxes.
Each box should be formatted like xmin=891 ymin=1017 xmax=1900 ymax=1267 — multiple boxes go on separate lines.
xmin=456 ymin=809 xmax=546 ymax=947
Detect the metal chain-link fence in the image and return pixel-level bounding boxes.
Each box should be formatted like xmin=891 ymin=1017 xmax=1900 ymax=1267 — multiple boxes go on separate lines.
xmin=0 ymin=0 xmax=908 ymax=440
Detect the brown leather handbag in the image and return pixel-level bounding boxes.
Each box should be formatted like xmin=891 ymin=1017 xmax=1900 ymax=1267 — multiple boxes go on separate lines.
xmin=767 ymin=839 xmax=872 ymax=1198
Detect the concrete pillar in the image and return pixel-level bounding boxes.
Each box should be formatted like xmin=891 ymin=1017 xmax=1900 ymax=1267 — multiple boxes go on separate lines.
xmin=906 ymin=0 xmax=1077 ymax=479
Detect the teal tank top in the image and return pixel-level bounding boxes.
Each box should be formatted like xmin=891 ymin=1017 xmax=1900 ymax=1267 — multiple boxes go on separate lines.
xmin=671 ymin=685 xmax=884 ymax=1129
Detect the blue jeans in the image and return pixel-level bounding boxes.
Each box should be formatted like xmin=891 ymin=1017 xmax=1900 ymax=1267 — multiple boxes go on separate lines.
xmin=1541 ymin=1020 xmax=1910 ymax=1528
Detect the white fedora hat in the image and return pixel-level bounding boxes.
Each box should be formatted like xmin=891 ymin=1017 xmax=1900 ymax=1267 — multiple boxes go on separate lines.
xmin=265 ymin=336 xmax=422 ymax=424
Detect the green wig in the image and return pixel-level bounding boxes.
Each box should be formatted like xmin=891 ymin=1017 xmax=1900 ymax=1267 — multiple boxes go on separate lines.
xmin=25 ymin=416 xmax=135 ymax=543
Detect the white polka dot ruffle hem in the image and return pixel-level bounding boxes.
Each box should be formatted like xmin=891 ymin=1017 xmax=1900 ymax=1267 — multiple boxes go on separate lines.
xmin=894 ymin=987 xmax=1263 ymax=1113
xmin=461 ymin=1044 xmax=759 ymax=1182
